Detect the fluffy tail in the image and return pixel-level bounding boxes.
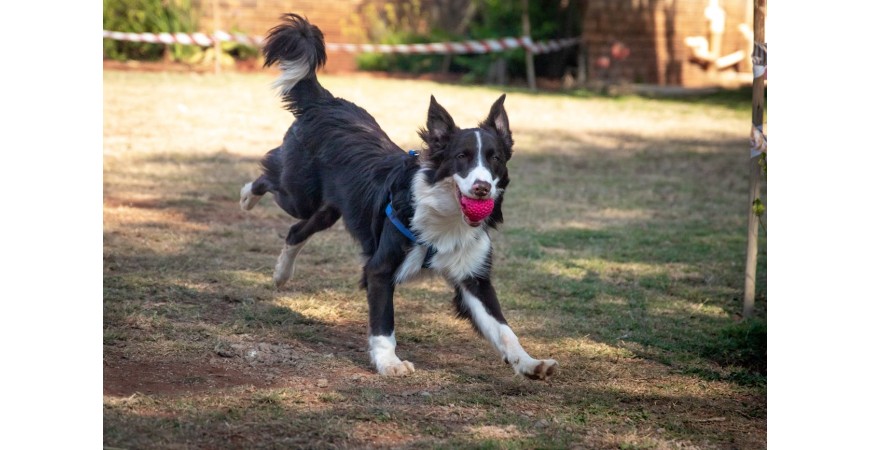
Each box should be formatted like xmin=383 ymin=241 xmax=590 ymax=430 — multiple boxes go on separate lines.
xmin=262 ymin=13 xmax=330 ymax=116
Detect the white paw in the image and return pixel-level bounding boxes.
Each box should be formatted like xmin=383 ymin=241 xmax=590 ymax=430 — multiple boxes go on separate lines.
xmin=369 ymin=334 xmax=414 ymax=376
xmin=273 ymin=256 xmax=295 ymax=288
xmin=273 ymin=242 xmax=306 ymax=288
xmin=378 ymin=360 xmax=416 ymax=377
xmin=240 ymin=182 xmax=262 ymax=211
xmin=516 ymin=358 xmax=558 ymax=381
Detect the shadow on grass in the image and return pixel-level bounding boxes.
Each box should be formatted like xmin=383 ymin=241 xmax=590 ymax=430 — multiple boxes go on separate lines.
xmin=494 ymin=128 xmax=766 ymax=382
xmin=497 ymin=237 xmax=766 ymax=384
xmin=105 ymin=125 xmax=767 ymax=381
xmin=104 ymin=377 xmax=765 ymax=449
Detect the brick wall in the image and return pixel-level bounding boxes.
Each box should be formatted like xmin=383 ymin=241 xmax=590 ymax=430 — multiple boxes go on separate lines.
xmin=583 ymin=0 xmax=753 ymax=87
xmin=189 ymin=1 xmax=754 ymax=86
xmin=193 ymin=0 xmax=376 ymax=73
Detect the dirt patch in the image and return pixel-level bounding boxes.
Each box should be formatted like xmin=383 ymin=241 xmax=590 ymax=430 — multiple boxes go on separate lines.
xmin=104 ymin=354 xmax=263 ymax=397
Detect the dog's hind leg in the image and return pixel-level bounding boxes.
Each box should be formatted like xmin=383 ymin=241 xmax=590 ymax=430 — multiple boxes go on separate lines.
xmin=274 ymin=205 xmax=342 ymax=287
xmin=240 ymin=175 xmax=270 ymax=211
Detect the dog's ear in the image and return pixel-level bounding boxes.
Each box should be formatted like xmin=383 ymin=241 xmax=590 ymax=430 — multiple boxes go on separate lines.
xmin=481 ymin=94 xmax=513 ymax=158
xmin=419 ymin=95 xmax=458 ymax=161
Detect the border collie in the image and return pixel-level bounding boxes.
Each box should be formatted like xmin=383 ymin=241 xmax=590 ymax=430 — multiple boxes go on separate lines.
xmin=240 ymin=14 xmax=557 ymax=380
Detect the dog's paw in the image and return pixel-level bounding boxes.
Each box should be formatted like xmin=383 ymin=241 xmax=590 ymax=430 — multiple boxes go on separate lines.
xmin=273 ymin=257 xmax=295 ymax=288
xmin=240 ymin=182 xmax=262 ymax=211
xmin=378 ymin=360 xmax=416 ymax=377
xmin=273 ymin=243 xmax=306 ymax=288
xmin=273 ymin=269 xmax=293 ymax=288
xmin=518 ymin=358 xmax=558 ymax=381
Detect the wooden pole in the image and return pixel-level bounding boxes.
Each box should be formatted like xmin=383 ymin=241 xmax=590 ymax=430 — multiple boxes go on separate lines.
xmin=521 ymin=0 xmax=536 ymax=91
xmin=743 ymin=0 xmax=765 ymax=319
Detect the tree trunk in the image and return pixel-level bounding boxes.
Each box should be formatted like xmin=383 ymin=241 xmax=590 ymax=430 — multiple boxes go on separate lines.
xmin=522 ymin=0 xmax=536 ymax=91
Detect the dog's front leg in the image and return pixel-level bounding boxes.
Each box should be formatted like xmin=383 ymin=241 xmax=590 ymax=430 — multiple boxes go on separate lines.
xmin=457 ymin=278 xmax=558 ymax=380
xmin=365 ymin=263 xmax=415 ymax=376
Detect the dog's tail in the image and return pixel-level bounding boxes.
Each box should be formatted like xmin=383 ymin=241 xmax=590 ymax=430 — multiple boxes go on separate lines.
xmin=262 ymin=13 xmax=331 ymax=116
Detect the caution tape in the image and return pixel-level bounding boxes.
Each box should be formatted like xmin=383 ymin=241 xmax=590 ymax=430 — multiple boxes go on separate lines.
xmin=102 ymin=30 xmax=580 ymax=55
xmin=102 ymin=30 xmax=262 ymax=47
xmin=325 ymin=36 xmax=581 ymax=55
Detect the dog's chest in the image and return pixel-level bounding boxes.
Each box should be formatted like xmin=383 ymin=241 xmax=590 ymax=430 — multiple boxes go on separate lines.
xmin=394 ymin=233 xmax=491 ymax=284
xmin=393 ymin=170 xmax=493 ymax=284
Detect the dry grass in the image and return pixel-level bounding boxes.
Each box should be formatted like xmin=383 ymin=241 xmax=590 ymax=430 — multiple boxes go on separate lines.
xmin=103 ymin=69 xmax=765 ymax=449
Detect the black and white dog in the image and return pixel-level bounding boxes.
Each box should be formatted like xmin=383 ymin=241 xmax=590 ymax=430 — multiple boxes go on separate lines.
xmin=240 ymin=14 xmax=557 ymax=380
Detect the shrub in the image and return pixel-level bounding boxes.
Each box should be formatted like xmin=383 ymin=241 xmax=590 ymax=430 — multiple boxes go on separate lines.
xmin=103 ymin=0 xmax=200 ymax=62
xmin=347 ymin=0 xmax=579 ymax=83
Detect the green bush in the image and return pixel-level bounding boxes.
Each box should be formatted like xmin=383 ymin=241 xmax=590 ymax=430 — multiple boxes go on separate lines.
xmin=351 ymin=0 xmax=444 ymax=74
xmin=355 ymin=30 xmax=453 ymax=74
xmin=352 ymin=0 xmax=576 ymax=82
xmin=103 ymin=0 xmax=200 ymax=62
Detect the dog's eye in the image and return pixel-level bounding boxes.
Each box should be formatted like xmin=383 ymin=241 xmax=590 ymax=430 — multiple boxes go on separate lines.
xmin=456 ymin=153 xmax=467 ymax=159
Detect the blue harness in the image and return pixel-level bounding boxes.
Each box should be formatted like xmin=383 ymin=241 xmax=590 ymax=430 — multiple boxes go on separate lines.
xmin=385 ymin=150 xmax=436 ymax=268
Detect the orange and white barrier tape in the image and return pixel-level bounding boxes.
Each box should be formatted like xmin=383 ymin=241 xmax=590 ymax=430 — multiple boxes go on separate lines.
xmin=102 ymin=30 xmax=580 ymax=55
xmin=102 ymin=30 xmax=262 ymax=47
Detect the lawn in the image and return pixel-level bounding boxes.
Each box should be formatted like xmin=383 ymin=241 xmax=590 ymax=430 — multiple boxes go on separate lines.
xmin=103 ymin=69 xmax=766 ymax=449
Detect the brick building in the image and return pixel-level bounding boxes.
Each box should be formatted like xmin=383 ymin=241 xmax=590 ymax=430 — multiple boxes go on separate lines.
xmin=582 ymin=0 xmax=755 ymax=87
xmin=192 ymin=0 xmax=377 ymax=73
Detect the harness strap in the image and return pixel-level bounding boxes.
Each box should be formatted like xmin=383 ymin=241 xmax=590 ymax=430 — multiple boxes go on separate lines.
xmin=385 ymin=149 xmax=437 ymax=268
xmin=385 ymin=197 xmax=417 ymax=242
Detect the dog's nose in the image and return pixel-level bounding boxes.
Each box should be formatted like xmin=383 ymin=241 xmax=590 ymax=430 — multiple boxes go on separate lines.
xmin=472 ymin=180 xmax=491 ymax=198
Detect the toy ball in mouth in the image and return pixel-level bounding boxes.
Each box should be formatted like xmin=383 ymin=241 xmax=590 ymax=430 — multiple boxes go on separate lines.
xmin=459 ymin=195 xmax=495 ymax=225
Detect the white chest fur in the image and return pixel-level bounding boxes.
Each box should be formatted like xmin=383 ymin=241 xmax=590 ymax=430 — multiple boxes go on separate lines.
xmin=394 ymin=171 xmax=491 ymax=284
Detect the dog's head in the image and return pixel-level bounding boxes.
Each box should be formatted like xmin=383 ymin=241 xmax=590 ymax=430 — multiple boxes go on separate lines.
xmin=418 ymin=95 xmax=513 ymax=227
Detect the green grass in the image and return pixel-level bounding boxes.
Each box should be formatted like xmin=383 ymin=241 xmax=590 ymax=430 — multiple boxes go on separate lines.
xmin=104 ymin=70 xmax=766 ymax=449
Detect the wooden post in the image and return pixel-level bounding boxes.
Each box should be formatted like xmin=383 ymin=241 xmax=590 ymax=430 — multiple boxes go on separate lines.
xmin=743 ymin=0 xmax=765 ymax=319
xmin=521 ymin=0 xmax=536 ymax=91
xmin=212 ymin=0 xmax=221 ymax=74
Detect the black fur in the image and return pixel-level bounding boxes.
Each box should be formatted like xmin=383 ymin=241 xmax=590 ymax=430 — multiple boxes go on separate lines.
xmin=245 ymin=14 xmax=538 ymax=376
xmin=262 ymin=13 xmax=329 ymax=115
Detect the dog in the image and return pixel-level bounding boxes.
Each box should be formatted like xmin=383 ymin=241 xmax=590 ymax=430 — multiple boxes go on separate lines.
xmin=240 ymin=14 xmax=557 ymax=380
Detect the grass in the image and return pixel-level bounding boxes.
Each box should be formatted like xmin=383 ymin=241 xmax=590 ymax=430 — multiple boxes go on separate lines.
xmin=103 ymin=69 xmax=766 ymax=449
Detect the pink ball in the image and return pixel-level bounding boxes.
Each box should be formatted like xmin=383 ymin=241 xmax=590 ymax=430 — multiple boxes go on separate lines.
xmin=459 ymin=196 xmax=495 ymax=223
